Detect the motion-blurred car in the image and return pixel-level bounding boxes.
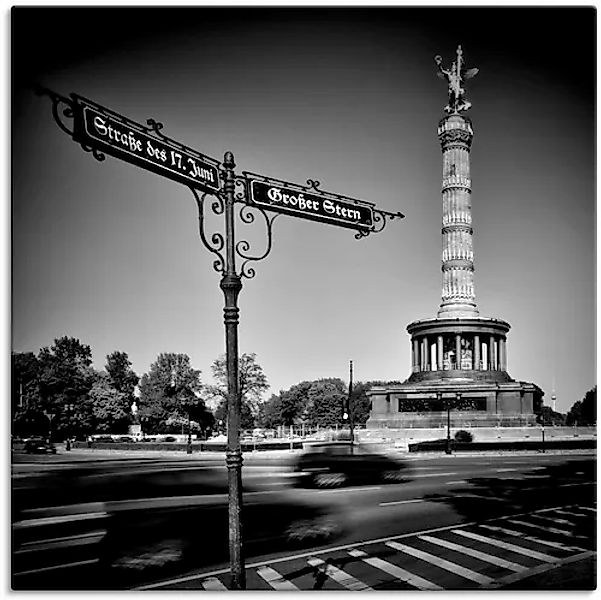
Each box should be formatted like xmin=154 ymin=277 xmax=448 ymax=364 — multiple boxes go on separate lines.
xmin=295 ymin=441 xmax=409 ymax=488
xmin=12 ymin=464 xmax=345 ymax=590
xmin=23 ymin=437 xmax=56 ymax=455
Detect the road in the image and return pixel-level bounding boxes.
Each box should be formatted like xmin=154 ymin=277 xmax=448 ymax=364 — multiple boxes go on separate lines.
xmin=12 ymin=450 xmax=596 ymax=590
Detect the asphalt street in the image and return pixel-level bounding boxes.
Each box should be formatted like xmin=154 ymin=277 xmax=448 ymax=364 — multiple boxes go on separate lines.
xmin=11 ymin=449 xmax=596 ymax=590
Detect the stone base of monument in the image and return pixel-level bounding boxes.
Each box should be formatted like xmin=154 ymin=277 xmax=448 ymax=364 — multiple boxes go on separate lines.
xmin=366 ymin=378 xmax=542 ymax=430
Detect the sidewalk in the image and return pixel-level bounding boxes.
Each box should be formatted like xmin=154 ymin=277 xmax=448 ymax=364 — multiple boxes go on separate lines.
xmin=499 ymin=553 xmax=596 ymax=590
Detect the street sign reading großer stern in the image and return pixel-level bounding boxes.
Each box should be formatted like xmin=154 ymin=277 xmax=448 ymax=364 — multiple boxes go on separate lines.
xmin=247 ymin=176 xmax=375 ymax=232
xmin=72 ymin=95 xmax=220 ymax=193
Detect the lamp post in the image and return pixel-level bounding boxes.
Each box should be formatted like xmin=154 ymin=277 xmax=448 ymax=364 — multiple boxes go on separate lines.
xmin=64 ymin=403 xmax=75 ymax=451
xmin=43 ymin=411 xmax=55 ymax=444
xmin=187 ymin=408 xmax=192 ymax=455
xmin=347 ymin=360 xmax=354 ymax=453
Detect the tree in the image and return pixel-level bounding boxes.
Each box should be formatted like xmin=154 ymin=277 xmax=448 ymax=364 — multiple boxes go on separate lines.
xmin=36 ymin=337 xmax=97 ymax=440
xmin=89 ymin=372 xmax=131 ymax=433
xmin=255 ymin=394 xmax=283 ymax=429
xmin=304 ymin=378 xmax=347 ymax=427
xmin=566 ymin=386 xmax=596 ymax=426
xmin=12 ymin=352 xmax=39 ymax=413
xmin=105 ymin=351 xmax=139 ymax=407
xmin=204 ymin=353 xmax=269 ymax=430
xmin=138 ymin=353 xmax=210 ymax=434
xmin=349 ymin=381 xmax=376 ymax=426
xmin=536 ymin=405 xmax=566 ymax=426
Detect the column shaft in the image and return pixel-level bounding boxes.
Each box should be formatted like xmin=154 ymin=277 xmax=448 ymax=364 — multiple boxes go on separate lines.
xmin=412 ymin=338 xmax=419 ymax=372
xmin=437 ymin=336 xmax=443 ymax=371
xmin=473 ymin=334 xmax=480 ymax=370
xmin=455 ymin=334 xmax=461 ymax=369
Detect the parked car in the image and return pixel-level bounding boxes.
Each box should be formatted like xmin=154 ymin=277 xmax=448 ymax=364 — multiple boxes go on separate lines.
xmin=23 ymin=437 xmax=56 ymax=455
xmin=294 ymin=441 xmax=409 ymax=488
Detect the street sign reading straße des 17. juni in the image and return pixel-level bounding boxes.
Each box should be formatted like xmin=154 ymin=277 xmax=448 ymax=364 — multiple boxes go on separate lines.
xmin=247 ymin=177 xmax=375 ymax=232
xmin=72 ymin=95 xmax=220 ymax=193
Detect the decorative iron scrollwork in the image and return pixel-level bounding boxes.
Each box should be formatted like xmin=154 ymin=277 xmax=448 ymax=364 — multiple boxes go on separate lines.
xmin=34 ymin=85 xmax=75 ymax=137
xmin=189 ymin=187 xmax=226 ymax=274
xmin=235 ymin=204 xmax=280 ymax=279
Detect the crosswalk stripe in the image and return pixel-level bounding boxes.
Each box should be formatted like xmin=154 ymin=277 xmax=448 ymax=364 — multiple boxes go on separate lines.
xmin=418 ymin=534 xmax=526 ymax=572
xmin=386 ymin=541 xmax=495 ymax=585
xmin=575 ymin=506 xmax=596 ymax=513
xmin=479 ymin=524 xmax=584 ymax=552
xmin=529 ymin=514 xmax=577 ymax=527
xmin=452 ymin=530 xmax=558 ymax=562
xmin=255 ymin=566 xmax=299 ymax=590
xmin=348 ymin=548 xmax=442 ymax=591
xmin=506 ymin=518 xmax=581 ymax=538
xmin=551 ymin=508 xmax=589 ymax=518
xmin=201 ymin=576 xmax=227 ymax=590
xmin=306 ymin=557 xmax=373 ymax=591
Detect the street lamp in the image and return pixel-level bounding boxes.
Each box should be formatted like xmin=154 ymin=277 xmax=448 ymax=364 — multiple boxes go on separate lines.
xmin=187 ymin=408 xmax=192 ymax=455
xmin=43 ymin=411 xmax=56 ymax=444
xmin=347 ymin=360 xmax=354 ymax=453
xmin=64 ymin=403 xmax=75 ymax=451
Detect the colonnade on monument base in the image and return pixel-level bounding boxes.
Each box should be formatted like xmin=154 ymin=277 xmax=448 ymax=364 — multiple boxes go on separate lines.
xmin=365 ymin=317 xmax=543 ymax=429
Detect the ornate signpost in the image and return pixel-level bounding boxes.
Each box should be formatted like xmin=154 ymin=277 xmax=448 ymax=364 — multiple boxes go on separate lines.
xmin=37 ymin=86 xmax=404 ymax=590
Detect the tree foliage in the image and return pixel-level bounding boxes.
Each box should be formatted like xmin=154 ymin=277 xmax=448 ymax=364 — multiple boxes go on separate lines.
xmin=105 ymin=351 xmax=139 ymax=407
xmin=89 ymin=372 xmax=131 ymax=433
xmin=566 ymin=386 xmax=596 ymax=426
xmin=138 ymin=353 xmax=212 ymax=434
xmin=205 ymin=353 xmax=269 ymax=430
xmin=536 ymin=405 xmax=566 ymax=426
xmin=35 ymin=337 xmax=98 ymax=440
xmin=255 ymin=379 xmax=380 ymax=428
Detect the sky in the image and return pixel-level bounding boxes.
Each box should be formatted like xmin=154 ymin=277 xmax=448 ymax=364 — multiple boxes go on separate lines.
xmin=11 ymin=6 xmax=596 ymax=414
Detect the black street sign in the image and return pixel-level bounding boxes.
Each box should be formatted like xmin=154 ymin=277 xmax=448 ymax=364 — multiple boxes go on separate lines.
xmin=72 ymin=96 xmax=220 ymax=193
xmin=248 ymin=178 xmax=374 ymax=231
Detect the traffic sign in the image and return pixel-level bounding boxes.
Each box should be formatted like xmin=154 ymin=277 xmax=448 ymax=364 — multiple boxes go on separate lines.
xmin=247 ymin=177 xmax=374 ymax=232
xmin=72 ymin=96 xmax=220 ymax=193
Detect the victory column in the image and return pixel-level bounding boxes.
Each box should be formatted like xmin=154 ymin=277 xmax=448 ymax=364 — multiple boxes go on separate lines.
xmin=367 ymin=46 xmax=543 ymax=431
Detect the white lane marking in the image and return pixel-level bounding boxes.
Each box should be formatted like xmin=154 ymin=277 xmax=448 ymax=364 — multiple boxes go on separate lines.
xmin=452 ymin=530 xmax=558 ymax=562
xmin=419 ymin=534 xmax=527 ymax=572
xmin=446 ymin=480 xmax=467 ymax=485
xmin=134 ymin=502 xmax=585 ymax=589
xmin=478 ymin=524 xmax=584 ymax=552
xmin=411 ymin=472 xmax=458 ymax=479
xmin=317 ymin=486 xmax=381 ymax=494
xmin=347 ymin=548 xmax=443 ymax=591
xmin=306 ymin=557 xmax=373 ymax=590
xmin=496 ymin=468 xmax=518 ymax=472
xmin=380 ymin=498 xmax=431 ymax=506
xmin=13 ymin=558 xmax=99 ymax=577
xmin=506 ymin=518 xmax=581 ymax=538
xmin=386 ymin=540 xmax=495 ymax=585
xmin=256 ymin=565 xmax=299 ymax=590
xmin=201 ymin=576 xmax=228 ymax=590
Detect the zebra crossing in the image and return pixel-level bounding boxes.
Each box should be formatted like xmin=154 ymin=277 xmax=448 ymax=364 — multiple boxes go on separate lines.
xmin=139 ymin=503 xmax=596 ymax=590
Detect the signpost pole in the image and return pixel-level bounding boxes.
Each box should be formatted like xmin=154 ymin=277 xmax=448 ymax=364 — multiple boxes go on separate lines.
xmin=220 ymin=151 xmax=246 ymax=590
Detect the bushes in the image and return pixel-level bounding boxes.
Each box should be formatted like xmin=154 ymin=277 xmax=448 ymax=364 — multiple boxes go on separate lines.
xmin=454 ymin=430 xmax=473 ymax=443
